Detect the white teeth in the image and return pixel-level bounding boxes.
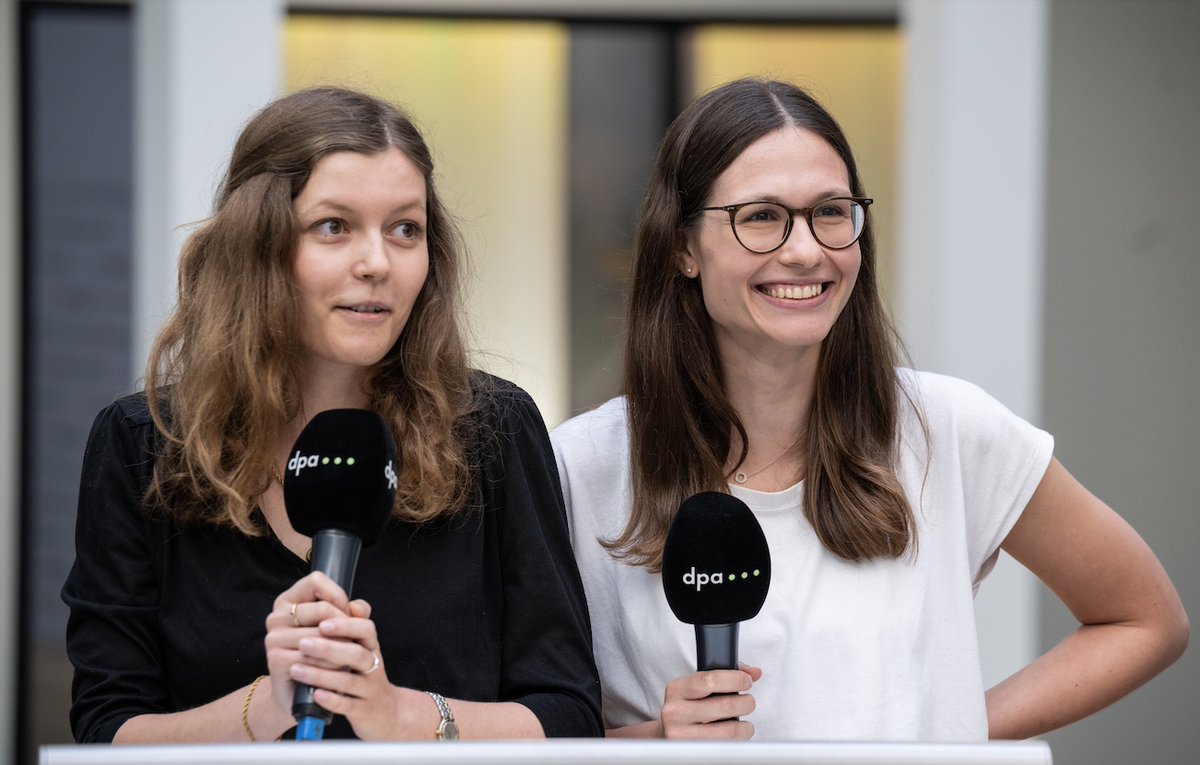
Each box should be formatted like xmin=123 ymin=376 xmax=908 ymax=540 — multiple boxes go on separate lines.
xmin=767 ymin=284 xmax=824 ymax=300
xmin=348 ymin=306 xmax=385 ymax=313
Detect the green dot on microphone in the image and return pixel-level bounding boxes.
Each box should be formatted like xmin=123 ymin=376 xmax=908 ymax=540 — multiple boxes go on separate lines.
xmin=321 ymin=457 xmax=330 ymax=465
xmin=333 ymin=457 xmax=342 ymax=465
xmin=347 ymin=457 xmax=355 ymax=466
xmin=741 ymin=572 xmax=748 ymax=579
xmin=753 ymin=569 xmax=761 ymax=577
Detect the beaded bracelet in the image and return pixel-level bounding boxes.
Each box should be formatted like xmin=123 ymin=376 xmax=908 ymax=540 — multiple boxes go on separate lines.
xmin=242 ymin=675 xmax=267 ymax=742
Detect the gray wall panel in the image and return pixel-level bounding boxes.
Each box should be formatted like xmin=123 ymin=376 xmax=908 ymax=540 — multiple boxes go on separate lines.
xmin=1041 ymin=1 xmax=1199 ymax=763
xmin=24 ymin=3 xmax=133 ymax=757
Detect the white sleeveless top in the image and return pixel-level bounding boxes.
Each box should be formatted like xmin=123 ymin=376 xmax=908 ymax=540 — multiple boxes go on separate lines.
xmin=551 ymin=369 xmax=1053 ymax=740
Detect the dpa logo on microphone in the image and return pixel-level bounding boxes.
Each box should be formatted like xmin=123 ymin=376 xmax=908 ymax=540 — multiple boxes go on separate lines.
xmin=288 ymin=450 xmax=357 ymax=478
xmin=683 ymin=565 xmax=764 ymax=591
xmin=384 ymin=460 xmax=397 ymax=490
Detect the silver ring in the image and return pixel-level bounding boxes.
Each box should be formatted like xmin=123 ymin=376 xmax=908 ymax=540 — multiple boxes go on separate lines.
xmin=363 ymin=651 xmax=381 ymax=675
xmin=289 ymin=602 xmax=300 ymax=628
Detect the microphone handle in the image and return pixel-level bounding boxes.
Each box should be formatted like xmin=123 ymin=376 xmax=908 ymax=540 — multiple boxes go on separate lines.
xmin=696 ymin=623 xmax=740 ymax=722
xmin=695 ymin=623 xmax=738 ymax=671
xmin=309 ymin=528 xmax=363 ymax=593
xmin=293 ymin=529 xmax=363 ymax=738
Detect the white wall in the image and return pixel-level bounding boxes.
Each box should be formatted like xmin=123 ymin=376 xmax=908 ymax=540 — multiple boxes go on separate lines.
xmin=897 ymin=0 xmax=1048 ymax=691
xmin=134 ymin=0 xmax=283 ymax=380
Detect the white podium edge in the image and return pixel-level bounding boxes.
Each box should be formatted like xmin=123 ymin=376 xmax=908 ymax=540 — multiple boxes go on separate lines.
xmin=41 ymin=739 xmax=1052 ymax=765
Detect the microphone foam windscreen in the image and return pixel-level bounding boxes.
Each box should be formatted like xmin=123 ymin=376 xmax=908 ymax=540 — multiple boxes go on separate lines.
xmin=283 ymin=409 xmax=397 ymax=546
xmin=661 ymin=492 xmax=771 ymax=625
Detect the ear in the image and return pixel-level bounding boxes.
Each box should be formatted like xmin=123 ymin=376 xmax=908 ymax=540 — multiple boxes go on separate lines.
xmin=675 ymin=230 xmax=699 ymax=278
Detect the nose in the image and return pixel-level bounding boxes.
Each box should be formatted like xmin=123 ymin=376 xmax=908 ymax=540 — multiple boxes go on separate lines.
xmin=353 ymin=233 xmax=390 ymax=280
xmin=775 ymin=217 xmax=825 ymax=269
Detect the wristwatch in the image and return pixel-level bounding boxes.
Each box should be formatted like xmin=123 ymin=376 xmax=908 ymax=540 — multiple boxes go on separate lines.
xmin=426 ymin=691 xmax=459 ymax=741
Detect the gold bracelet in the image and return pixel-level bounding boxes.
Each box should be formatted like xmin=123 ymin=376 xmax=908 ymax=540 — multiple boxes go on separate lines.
xmin=242 ymin=675 xmax=267 ymax=742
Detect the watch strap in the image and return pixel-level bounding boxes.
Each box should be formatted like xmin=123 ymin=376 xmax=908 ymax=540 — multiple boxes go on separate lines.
xmin=425 ymin=690 xmax=458 ymax=740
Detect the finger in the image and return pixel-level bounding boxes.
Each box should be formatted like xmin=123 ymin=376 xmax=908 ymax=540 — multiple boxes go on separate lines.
xmin=737 ymin=663 xmax=764 ymax=682
xmin=317 ymin=615 xmax=379 ymax=647
xmin=662 ymin=689 xmax=756 ymax=727
xmin=667 ymin=669 xmax=754 ymax=701
xmin=664 ymin=718 xmax=755 ymax=740
xmin=271 ymin=571 xmax=351 ymax=614
xmin=348 ymin=599 xmax=372 ymax=619
xmin=267 ymin=645 xmax=347 ymax=681
xmin=289 ymin=663 xmax=354 ymax=698
xmin=265 ymin=645 xmax=307 ymax=671
xmin=298 ymin=635 xmax=380 ymax=673
xmin=289 ymin=652 xmax=383 ymax=698
xmin=276 ymin=638 xmax=349 ymax=672
xmin=264 ymin=625 xmax=321 ymax=653
xmin=708 ymin=690 xmax=756 ymax=720
xmin=308 ymin=686 xmax=380 ymax=719
xmin=293 ymin=655 xmax=351 ymax=672
xmin=265 ymin=600 xmax=352 ymax=632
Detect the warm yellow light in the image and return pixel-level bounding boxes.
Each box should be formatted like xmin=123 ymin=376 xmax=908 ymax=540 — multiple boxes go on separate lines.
xmin=690 ymin=25 xmax=901 ymax=295
xmin=285 ymin=16 xmax=570 ymax=423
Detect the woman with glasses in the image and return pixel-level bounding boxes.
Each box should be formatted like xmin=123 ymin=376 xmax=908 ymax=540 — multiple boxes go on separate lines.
xmin=551 ymin=78 xmax=1187 ymax=740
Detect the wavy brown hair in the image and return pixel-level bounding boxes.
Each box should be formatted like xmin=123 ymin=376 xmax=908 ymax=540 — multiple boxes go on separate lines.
xmin=144 ymin=87 xmax=476 ymax=533
xmin=610 ymin=78 xmax=915 ymax=570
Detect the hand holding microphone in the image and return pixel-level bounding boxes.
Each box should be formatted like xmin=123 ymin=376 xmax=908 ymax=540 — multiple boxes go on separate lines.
xmin=658 ymin=492 xmax=771 ymax=739
xmin=267 ymin=409 xmax=397 ymax=741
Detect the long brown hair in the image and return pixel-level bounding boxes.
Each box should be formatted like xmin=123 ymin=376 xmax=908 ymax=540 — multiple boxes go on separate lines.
xmin=144 ymin=87 xmax=475 ymax=533
xmin=610 ymin=78 xmax=914 ymax=570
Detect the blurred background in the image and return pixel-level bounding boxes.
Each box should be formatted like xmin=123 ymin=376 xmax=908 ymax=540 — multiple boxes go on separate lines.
xmin=1 ymin=0 xmax=1196 ymax=763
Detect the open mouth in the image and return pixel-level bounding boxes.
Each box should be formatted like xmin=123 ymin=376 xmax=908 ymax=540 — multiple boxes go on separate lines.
xmin=759 ymin=283 xmax=826 ymax=301
xmin=342 ymin=305 xmax=389 ymax=314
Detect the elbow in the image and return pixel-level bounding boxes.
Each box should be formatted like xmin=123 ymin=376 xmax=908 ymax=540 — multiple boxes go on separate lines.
xmin=1162 ymin=602 xmax=1190 ymax=668
xmin=1144 ymin=592 xmax=1191 ymax=673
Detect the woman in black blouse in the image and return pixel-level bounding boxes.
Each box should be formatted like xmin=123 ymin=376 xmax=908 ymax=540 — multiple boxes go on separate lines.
xmin=62 ymin=87 xmax=601 ymax=743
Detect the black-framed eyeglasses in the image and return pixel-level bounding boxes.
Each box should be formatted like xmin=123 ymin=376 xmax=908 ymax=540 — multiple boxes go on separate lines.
xmin=698 ymin=196 xmax=873 ymax=253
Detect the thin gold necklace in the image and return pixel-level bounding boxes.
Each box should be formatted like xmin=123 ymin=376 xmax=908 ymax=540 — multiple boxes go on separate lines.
xmin=732 ymin=435 xmax=802 ymax=484
xmin=269 ymin=465 xmax=311 ymax=563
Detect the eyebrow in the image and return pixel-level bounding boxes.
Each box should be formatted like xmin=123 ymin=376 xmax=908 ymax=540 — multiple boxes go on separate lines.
xmin=297 ymin=199 xmax=426 ymax=217
xmin=746 ymin=189 xmax=853 ymax=205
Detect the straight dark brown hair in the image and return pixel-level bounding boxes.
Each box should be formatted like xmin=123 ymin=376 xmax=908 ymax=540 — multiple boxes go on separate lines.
xmin=610 ymin=78 xmax=915 ymax=570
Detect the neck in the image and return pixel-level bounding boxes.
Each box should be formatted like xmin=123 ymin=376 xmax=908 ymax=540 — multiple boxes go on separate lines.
xmin=281 ymin=364 xmax=375 ymax=457
xmin=718 ymin=342 xmax=818 ymax=488
xmin=296 ymin=361 xmax=374 ymax=414
xmin=720 ymin=344 xmax=817 ymax=440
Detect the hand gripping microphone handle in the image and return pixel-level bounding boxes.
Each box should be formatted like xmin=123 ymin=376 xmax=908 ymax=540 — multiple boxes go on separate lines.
xmin=282 ymin=409 xmax=397 ymax=741
xmin=290 ymin=529 xmax=364 ymax=734
xmin=696 ymin=622 xmax=739 ymax=721
xmin=661 ymin=492 xmax=771 ymax=719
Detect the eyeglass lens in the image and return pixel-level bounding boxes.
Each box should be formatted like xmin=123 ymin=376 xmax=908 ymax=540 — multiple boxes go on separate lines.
xmin=733 ymin=199 xmax=866 ymax=252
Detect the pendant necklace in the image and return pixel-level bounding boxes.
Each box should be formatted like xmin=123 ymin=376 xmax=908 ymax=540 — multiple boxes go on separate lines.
xmin=733 ymin=435 xmax=803 ymax=484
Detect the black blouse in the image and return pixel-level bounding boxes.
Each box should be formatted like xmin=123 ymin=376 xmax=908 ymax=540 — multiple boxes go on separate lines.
xmin=62 ymin=376 xmax=602 ymax=742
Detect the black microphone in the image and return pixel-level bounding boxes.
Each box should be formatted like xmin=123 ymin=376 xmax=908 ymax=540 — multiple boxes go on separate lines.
xmin=283 ymin=409 xmax=397 ymax=741
xmin=661 ymin=492 xmax=771 ymax=673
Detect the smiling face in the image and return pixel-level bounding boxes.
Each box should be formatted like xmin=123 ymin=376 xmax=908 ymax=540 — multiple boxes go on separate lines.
xmin=679 ymin=126 xmax=862 ymax=366
xmin=291 ymin=148 xmax=430 ymax=388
